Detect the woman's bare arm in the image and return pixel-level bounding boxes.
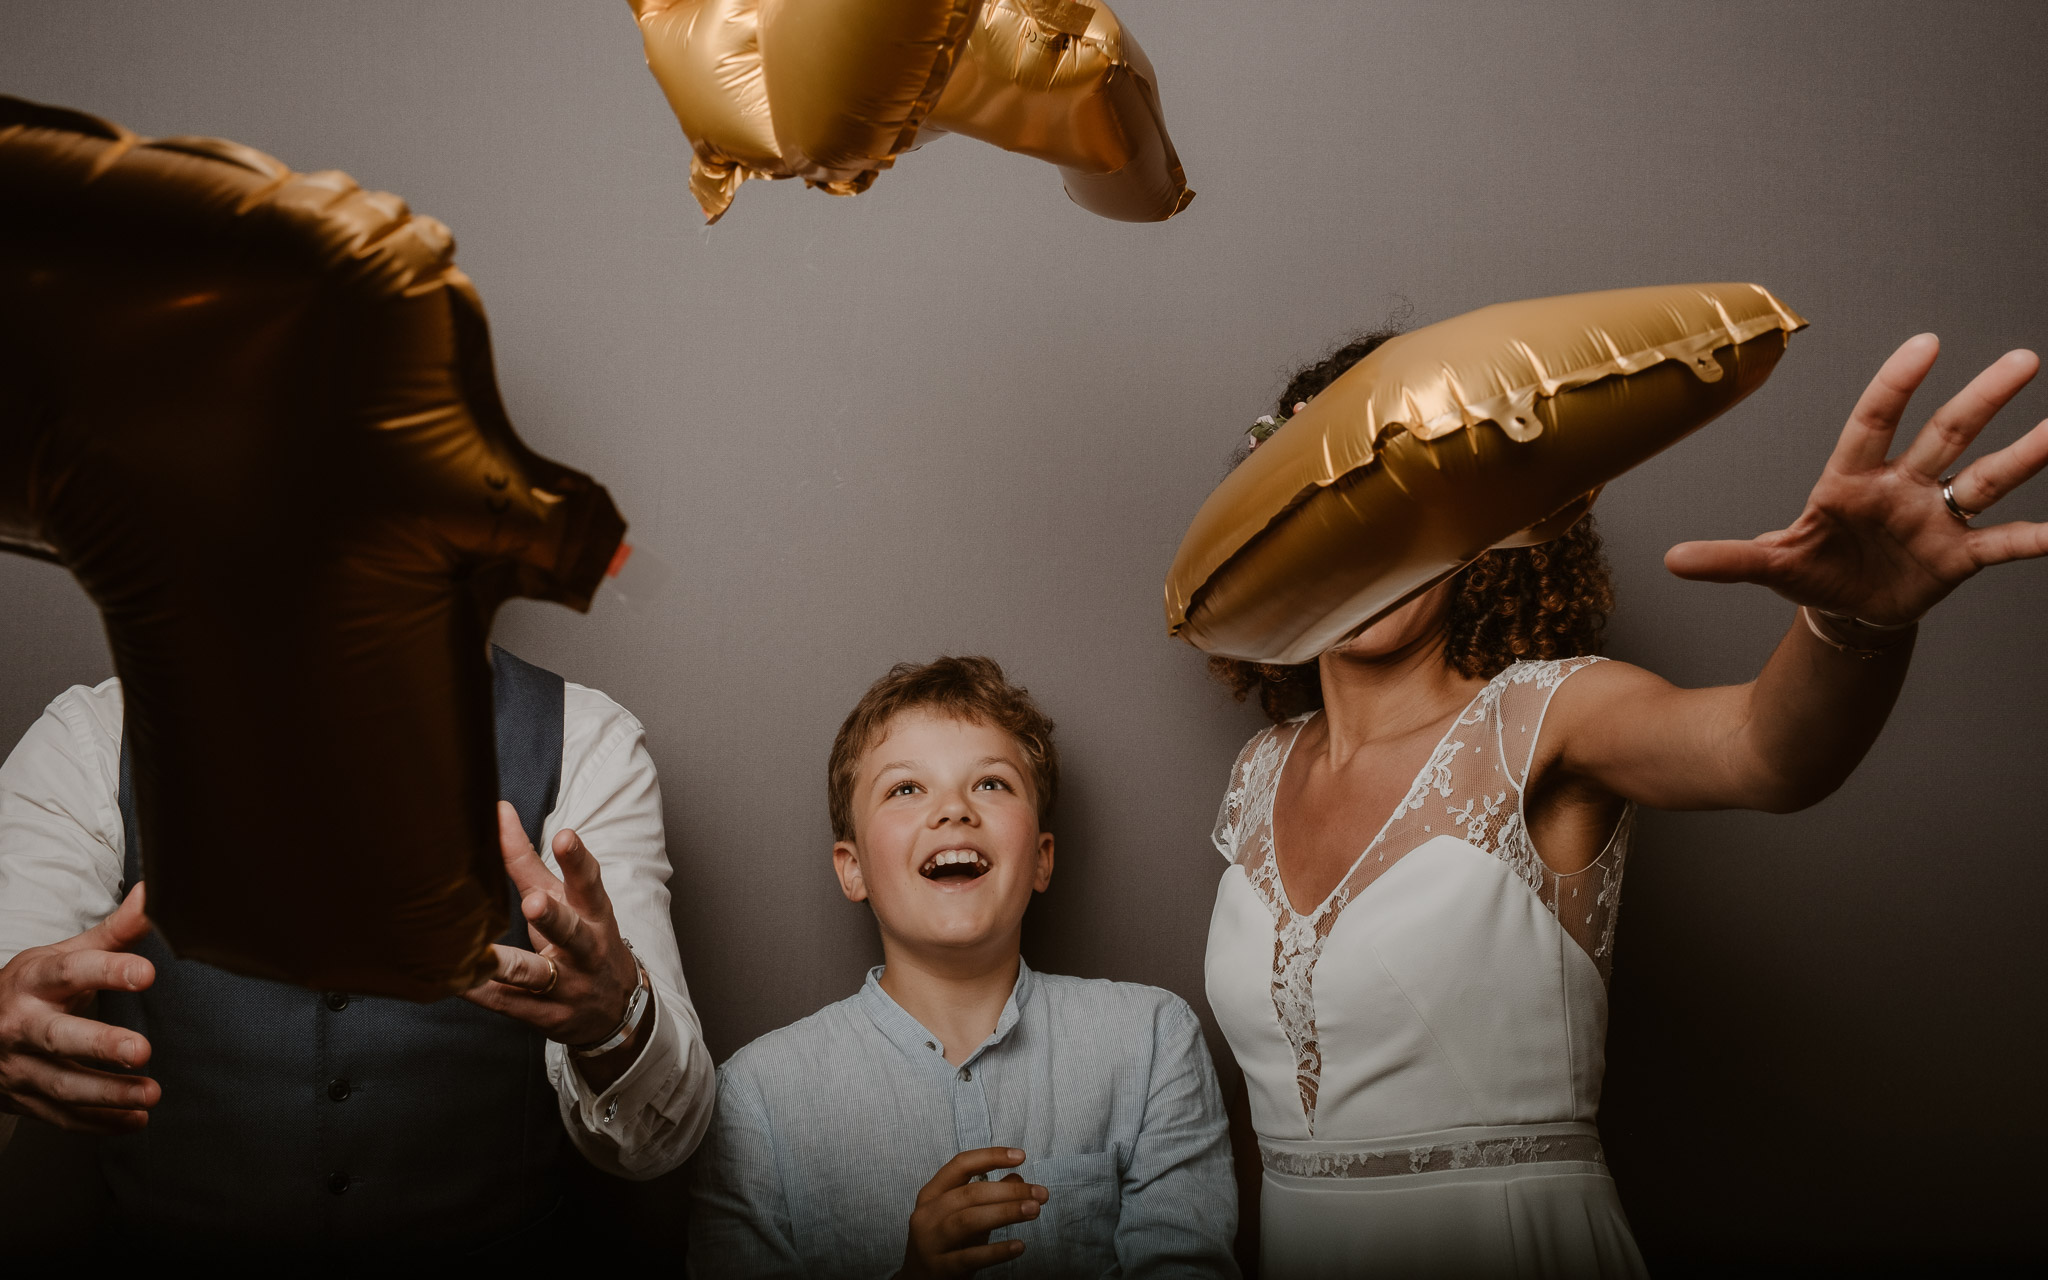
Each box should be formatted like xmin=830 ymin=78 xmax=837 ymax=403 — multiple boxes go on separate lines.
xmin=1540 ymin=334 xmax=2048 ymax=813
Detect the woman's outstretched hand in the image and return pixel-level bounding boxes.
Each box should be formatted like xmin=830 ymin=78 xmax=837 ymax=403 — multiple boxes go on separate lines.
xmin=1665 ymin=334 xmax=2048 ymax=624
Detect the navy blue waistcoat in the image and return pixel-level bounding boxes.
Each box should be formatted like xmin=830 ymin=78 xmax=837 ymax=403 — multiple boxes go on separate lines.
xmin=99 ymin=646 xmax=566 ymax=1244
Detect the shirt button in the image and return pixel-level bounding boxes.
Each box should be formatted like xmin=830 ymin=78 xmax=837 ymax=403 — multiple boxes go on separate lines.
xmin=327 ymin=1078 xmax=351 ymax=1102
xmin=323 ymin=991 xmax=349 ymax=1012
xmin=327 ymin=1173 xmax=350 ymax=1195
xmin=925 ymin=1041 xmax=936 ymax=1052
xmin=959 ymin=1067 xmax=972 ymax=1082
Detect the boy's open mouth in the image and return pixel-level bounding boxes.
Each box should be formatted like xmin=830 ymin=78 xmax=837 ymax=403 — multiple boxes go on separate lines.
xmin=919 ymin=848 xmax=991 ymax=881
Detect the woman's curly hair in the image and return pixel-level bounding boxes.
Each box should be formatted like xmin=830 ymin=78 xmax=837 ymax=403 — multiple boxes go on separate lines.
xmin=1210 ymin=329 xmax=1616 ymax=723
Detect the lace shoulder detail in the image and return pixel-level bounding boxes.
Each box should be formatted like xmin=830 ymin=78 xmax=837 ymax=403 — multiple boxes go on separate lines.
xmin=1212 ymin=718 xmax=1308 ymax=863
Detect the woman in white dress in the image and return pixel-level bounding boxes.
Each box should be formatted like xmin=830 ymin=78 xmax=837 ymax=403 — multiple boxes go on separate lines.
xmin=1202 ymin=330 xmax=2048 ymax=1278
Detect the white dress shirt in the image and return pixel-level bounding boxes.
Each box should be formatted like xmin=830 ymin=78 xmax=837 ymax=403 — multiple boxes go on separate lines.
xmin=0 ymin=675 xmax=714 ymax=1179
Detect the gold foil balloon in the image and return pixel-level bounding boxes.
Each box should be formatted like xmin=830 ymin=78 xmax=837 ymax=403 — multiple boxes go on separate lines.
xmin=927 ymin=0 xmax=1195 ymax=221
xmin=1166 ymin=284 xmax=1810 ymax=665
xmin=630 ymin=0 xmax=978 ymax=223
xmin=0 ymin=97 xmax=627 ymax=1001
xmin=630 ymin=0 xmax=1192 ymax=223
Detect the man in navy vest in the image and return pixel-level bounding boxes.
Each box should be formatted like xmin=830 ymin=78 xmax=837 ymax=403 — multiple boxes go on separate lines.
xmin=0 ymin=647 xmax=714 ymax=1250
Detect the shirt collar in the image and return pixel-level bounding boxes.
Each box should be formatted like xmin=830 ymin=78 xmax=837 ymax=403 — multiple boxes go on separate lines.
xmin=858 ymin=957 xmax=1037 ymax=1068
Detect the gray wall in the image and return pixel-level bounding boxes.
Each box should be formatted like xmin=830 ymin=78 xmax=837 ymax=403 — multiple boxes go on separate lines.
xmin=2 ymin=0 xmax=2043 ymax=1265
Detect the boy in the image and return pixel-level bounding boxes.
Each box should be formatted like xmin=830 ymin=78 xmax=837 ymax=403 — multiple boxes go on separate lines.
xmin=689 ymin=657 xmax=1239 ymax=1278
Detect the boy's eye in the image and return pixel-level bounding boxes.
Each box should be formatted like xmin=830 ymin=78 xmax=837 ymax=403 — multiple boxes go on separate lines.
xmin=888 ymin=782 xmax=919 ymax=797
xmin=974 ymin=777 xmax=1010 ymax=792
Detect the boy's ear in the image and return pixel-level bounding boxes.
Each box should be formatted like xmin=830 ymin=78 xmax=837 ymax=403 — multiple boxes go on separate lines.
xmin=832 ymin=839 xmax=869 ymax=903
xmin=1032 ymin=831 xmax=1054 ymax=894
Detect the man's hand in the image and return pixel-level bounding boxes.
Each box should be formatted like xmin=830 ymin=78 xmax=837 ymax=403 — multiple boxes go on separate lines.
xmin=0 ymin=884 xmax=159 ymax=1133
xmin=1667 ymin=335 xmax=2048 ymax=622
xmin=463 ymin=803 xmax=645 ymax=1088
xmin=898 ymin=1147 xmax=1047 ymax=1279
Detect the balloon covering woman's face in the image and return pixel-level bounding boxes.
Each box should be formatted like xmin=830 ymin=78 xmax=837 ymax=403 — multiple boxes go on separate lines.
xmin=833 ymin=711 xmax=1055 ymax=954
xmin=1326 ymin=578 xmax=1458 ymax=663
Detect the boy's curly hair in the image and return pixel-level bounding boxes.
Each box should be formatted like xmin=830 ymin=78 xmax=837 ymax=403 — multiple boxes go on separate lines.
xmin=1209 ymin=330 xmax=1616 ymax=723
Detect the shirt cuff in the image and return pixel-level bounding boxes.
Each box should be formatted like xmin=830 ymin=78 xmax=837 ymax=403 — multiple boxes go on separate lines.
xmin=550 ymin=983 xmax=691 ymax=1169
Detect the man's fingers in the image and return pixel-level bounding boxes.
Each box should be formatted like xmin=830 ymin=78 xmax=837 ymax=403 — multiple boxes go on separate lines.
xmin=551 ymin=830 xmax=614 ymax=919
xmin=60 ymin=882 xmax=152 ymax=957
xmin=496 ymin=802 xmax=560 ymax=896
xmin=7 ymin=1054 xmax=159 ymax=1110
xmin=916 ymin=1148 xmax=1027 ymax=1204
xmin=484 ymin=944 xmax=557 ymax=995
xmin=1900 ymin=348 xmax=2040 ymax=480
xmin=1664 ymin=538 xmax=1778 ymax=585
xmin=1953 ymin=418 xmax=2048 ymax=515
xmin=1828 ymin=333 xmax=1939 ymax=474
xmin=2 ymin=1090 xmax=151 ymax=1136
xmin=36 ymin=1012 xmax=150 ymax=1069
xmin=39 ymin=947 xmax=153 ymax=1000
xmin=521 ymin=892 xmax=596 ymax=962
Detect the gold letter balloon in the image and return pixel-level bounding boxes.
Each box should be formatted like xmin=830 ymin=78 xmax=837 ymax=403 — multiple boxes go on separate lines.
xmin=630 ymin=0 xmax=1193 ymax=223
xmin=1166 ymin=284 xmax=1810 ymax=665
xmin=0 ymin=97 xmax=627 ymax=1002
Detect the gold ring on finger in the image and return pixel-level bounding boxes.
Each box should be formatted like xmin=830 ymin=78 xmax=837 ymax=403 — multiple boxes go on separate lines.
xmin=1940 ymin=474 xmax=1980 ymax=525
xmin=538 ymin=956 xmax=560 ymax=996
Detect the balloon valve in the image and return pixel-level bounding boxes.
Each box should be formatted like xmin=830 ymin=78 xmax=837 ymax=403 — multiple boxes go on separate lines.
xmin=599 ymin=542 xmax=671 ymax=614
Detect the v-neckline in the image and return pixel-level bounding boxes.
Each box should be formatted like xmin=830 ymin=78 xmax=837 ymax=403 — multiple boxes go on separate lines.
xmin=1264 ymin=678 xmax=1494 ymax=922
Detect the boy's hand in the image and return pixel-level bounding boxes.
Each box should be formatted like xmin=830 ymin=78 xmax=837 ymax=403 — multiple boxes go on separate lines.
xmin=897 ymin=1146 xmax=1048 ymax=1279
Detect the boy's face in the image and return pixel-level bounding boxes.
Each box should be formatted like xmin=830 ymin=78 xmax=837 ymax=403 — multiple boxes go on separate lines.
xmin=833 ymin=710 xmax=1054 ymax=960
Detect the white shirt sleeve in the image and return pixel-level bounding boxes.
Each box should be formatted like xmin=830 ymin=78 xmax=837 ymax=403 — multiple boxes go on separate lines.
xmin=0 ymin=678 xmax=128 ymax=1156
xmin=537 ymin=682 xmax=716 ymax=1180
xmin=0 ymin=679 xmax=127 ymax=969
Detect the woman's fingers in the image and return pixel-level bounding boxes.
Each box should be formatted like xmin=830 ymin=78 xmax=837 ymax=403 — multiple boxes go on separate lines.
xmin=1828 ymin=334 xmax=1939 ymax=475
xmin=1965 ymin=519 xmax=2048 ymax=568
xmin=1952 ymin=418 xmax=2048 ymax=515
xmin=1664 ymin=538 xmax=1778 ymax=585
xmin=1899 ymin=348 xmax=2040 ymax=481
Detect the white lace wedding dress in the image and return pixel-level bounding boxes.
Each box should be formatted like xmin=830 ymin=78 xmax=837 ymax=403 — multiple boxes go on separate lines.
xmin=1205 ymin=658 xmax=1648 ymax=1278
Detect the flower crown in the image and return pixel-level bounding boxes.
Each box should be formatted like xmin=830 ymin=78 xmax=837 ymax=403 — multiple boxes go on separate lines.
xmin=1246 ymin=400 xmax=1310 ymax=452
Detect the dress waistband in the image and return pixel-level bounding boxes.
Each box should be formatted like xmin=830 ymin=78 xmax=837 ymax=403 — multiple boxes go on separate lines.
xmin=1260 ymin=1122 xmax=1604 ymax=1180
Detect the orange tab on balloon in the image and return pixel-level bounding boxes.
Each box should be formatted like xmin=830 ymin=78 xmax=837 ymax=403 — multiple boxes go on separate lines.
xmin=1165 ymin=284 xmax=1810 ymax=665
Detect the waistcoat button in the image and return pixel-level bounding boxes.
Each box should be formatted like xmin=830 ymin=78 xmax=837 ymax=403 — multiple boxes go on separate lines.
xmin=323 ymin=991 xmax=349 ymax=1012
xmin=328 ymin=1173 xmax=349 ymax=1194
xmin=327 ymin=1078 xmax=351 ymax=1102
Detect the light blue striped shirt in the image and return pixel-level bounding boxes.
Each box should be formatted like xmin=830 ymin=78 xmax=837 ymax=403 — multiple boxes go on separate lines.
xmin=688 ymin=959 xmax=1240 ymax=1278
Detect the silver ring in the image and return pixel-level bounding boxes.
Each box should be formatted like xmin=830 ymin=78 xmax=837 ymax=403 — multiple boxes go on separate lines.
xmin=1940 ymin=474 xmax=1980 ymax=525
